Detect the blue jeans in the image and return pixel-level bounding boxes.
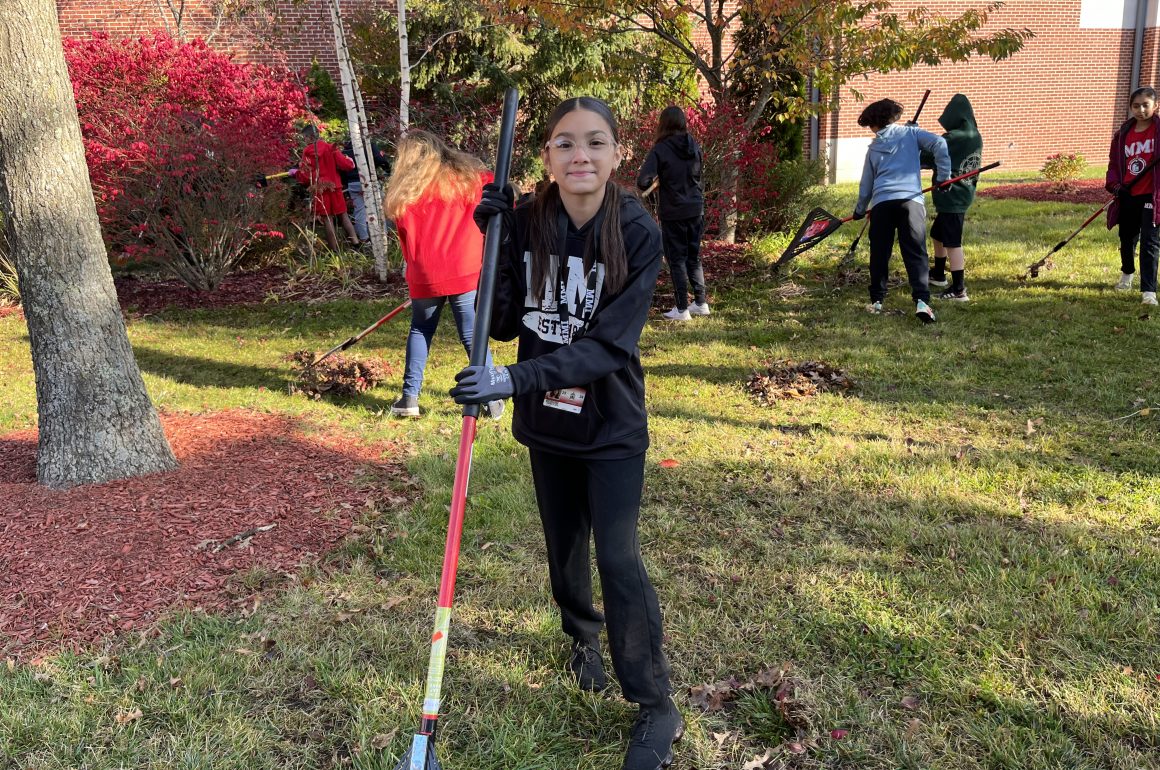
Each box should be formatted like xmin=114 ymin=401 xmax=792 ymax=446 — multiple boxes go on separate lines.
xmin=346 ymin=181 xmax=368 ymax=241
xmin=403 ymin=291 xmax=492 ymax=398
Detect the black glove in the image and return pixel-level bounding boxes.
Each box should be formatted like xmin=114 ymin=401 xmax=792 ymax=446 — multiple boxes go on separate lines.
xmin=1116 ymin=184 xmax=1134 ymax=201
xmin=851 ymin=209 xmax=866 ymax=221
xmin=473 ymin=182 xmax=514 ymax=234
xmin=450 ymin=365 xmax=514 ymax=404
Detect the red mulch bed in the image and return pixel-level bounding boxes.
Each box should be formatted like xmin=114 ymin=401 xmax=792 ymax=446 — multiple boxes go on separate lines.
xmin=979 ymin=178 xmax=1110 ymax=204
xmin=0 ymin=305 xmax=22 ymax=321
xmin=0 ymin=410 xmax=406 ymax=659
xmin=114 ymin=265 xmax=403 ymax=316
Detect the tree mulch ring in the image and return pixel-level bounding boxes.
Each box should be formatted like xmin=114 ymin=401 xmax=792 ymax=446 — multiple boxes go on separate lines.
xmin=978 ymin=179 xmax=1109 ymax=204
xmin=114 ymin=265 xmax=405 ymax=317
xmin=745 ymin=359 xmax=855 ymax=403
xmin=0 ymin=409 xmax=408 ymax=659
xmin=0 ymin=305 xmax=22 ymax=321
xmin=285 ymin=350 xmax=393 ymax=399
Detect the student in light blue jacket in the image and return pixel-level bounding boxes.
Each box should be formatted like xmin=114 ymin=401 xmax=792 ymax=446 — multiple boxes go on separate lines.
xmin=853 ymin=98 xmax=951 ymax=323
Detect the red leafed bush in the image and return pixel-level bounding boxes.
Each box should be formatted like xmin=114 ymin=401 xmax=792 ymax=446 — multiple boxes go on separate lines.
xmin=64 ymin=33 xmax=305 ymax=290
xmin=616 ymin=101 xmax=799 ymax=238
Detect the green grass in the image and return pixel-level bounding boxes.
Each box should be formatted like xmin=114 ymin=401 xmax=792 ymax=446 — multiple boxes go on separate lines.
xmin=1 ymin=188 xmax=1158 ymax=769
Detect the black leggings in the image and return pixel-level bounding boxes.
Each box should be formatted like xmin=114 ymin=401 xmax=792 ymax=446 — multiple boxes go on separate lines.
xmin=1118 ymin=194 xmax=1160 ymax=292
xmin=661 ymin=216 xmax=706 ymax=310
xmin=528 ymin=448 xmax=671 ymax=708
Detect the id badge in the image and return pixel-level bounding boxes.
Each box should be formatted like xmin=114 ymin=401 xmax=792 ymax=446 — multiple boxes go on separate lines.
xmin=543 ymin=387 xmax=586 ymax=413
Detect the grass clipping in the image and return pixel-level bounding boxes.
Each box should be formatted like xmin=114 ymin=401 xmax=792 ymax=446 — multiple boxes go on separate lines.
xmin=746 ymin=359 xmax=855 ymax=403
xmin=286 ymin=350 xmax=390 ymax=399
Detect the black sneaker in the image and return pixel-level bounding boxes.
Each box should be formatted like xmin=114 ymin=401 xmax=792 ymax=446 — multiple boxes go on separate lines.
xmin=569 ymin=640 xmax=609 ymax=692
xmin=390 ymin=395 xmax=419 ymax=417
xmin=622 ymin=698 xmax=684 ymax=770
xmin=939 ymin=288 xmax=969 ymax=302
xmin=929 ymin=272 xmax=949 ymax=288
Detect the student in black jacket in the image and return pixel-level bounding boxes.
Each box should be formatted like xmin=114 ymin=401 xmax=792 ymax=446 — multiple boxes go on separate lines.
xmin=452 ymin=96 xmax=682 ymax=770
xmin=637 ymin=106 xmax=709 ymax=321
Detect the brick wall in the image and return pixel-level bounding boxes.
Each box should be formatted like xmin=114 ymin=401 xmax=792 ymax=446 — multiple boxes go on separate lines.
xmin=55 ymin=0 xmax=392 ymax=74
xmin=822 ymin=0 xmax=1149 ymax=180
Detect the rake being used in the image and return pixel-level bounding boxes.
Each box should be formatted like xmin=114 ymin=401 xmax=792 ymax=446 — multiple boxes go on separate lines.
xmin=1022 ymin=152 xmax=1160 ymax=279
xmin=390 ymin=86 xmax=519 ymax=770
xmin=308 ymin=297 xmax=412 ymax=368
xmin=775 ymin=161 xmax=1001 ymax=273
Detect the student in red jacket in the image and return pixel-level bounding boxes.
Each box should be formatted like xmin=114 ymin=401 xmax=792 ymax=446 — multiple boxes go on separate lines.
xmin=1106 ymin=86 xmax=1160 ymax=305
xmin=295 ymin=124 xmax=360 ymax=252
xmin=384 ymin=130 xmax=500 ymax=418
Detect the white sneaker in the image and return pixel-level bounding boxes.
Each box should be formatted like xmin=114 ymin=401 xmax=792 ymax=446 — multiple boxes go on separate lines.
xmin=1143 ymin=291 xmax=1158 ymax=306
xmin=1115 ymin=272 xmax=1135 ymax=291
xmin=662 ymin=307 xmax=691 ymax=321
xmin=688 ymin=301 xmax=711 ymax=316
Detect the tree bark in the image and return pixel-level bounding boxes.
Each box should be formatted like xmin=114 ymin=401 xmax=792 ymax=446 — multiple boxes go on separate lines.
xmin=0 ymin=0 xmax=178 ymax=488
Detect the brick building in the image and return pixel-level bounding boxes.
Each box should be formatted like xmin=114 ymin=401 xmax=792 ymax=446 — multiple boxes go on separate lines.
xmin=821 ymin=0 xmax=1160 ymax=180
xmin=55 ymin=0 xmax=1160 ymax=179
xmin=54 ymin=0 xmax=388 ymax=74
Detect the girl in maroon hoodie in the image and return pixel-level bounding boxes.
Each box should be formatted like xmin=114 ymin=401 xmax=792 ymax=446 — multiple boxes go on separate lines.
xmin=1106 ymin=86 xmax=1160 ymax=305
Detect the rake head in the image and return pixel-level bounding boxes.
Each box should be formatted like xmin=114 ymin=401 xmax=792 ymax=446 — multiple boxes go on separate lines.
xmin=393 ymin=734 xmax=441 ymax=770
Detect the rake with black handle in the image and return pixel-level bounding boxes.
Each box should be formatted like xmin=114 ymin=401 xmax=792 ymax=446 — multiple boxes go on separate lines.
xmin=390 ymin=86 xmax=519 ymax=770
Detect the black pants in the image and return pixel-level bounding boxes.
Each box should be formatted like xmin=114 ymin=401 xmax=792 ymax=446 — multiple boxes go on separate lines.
xmin=1118 ymin=194 xmax=1160 ymax=292
xmin=528 ymin=449 xmax=671 ymax=708
xmin=868 ymin=198 xmax=930 ymax=303
xmin=661 ymin=216 xmax=706 ymax=310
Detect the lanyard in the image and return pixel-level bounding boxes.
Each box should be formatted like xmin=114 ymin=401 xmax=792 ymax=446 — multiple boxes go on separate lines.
xmin=555 ymin=206 xmax=603 ymax=333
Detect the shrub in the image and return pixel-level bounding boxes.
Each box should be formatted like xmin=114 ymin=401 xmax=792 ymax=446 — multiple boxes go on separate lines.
xmin=739 ymin=157 xmax=827 ymax=235
xmin=0 ymin=230 xmax=17 ymax=306
xmin=1041 ymin=152 xmax=1086 ymax=190
xmin=64 ymin=33 xmax=305 ymax=291
xmin=617 ymin=101 xmax=803 ymax=238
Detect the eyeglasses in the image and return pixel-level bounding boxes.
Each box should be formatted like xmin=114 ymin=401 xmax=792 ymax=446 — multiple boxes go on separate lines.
xmin=544 ymin=137 xmax=617 ymax=158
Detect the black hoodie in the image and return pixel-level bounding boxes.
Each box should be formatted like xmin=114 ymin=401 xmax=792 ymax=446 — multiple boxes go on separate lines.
xmin=637 ymin=133 xmax=704 ymax=220
xmin=489 ymin=193 xmax=662 ymax=459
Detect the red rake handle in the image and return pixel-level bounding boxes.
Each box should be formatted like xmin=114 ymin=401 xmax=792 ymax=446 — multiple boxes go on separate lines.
xmin=841 ymin=161 xmax=1001 ymax=223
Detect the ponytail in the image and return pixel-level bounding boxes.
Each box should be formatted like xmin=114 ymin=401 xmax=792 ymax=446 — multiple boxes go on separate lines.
xmin=527 ymin=181 xmax=629 ymax=303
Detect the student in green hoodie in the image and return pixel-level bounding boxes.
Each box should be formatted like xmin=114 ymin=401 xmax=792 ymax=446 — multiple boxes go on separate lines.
xmin=926 ymin=94 xmax=983 ymax=301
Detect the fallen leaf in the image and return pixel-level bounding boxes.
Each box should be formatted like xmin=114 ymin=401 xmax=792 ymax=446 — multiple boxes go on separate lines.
xmin=370 ymin=729 xmax=398 ymax=750
xmin=830 ymin=728 xmax=849 ymax=739
xmin=1123 ymin=665 xmax=1134 ymax=676
xmin=742 ymin=749 xmax=774 ymax=770
xmin=785 ymin=741 xmax=806 ymax=754
xmin=115 ymin=708 xmax=143 ymax=725
xmin=169 ymin=677 xmax=183 ymax=689
xmin=659 ymin=459 xmax=680 ymax=468
xmin=904 ymin=717 xmax=922 ymax=739
xmin=900 ymin=695 xmax=920 ymax=710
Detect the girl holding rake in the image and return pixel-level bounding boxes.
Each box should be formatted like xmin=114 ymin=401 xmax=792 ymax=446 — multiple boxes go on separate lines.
xmin=1106 ymin=86 xmax=1160 ymax=306
xmin=451 ymin=96 xmax=682 ymax=770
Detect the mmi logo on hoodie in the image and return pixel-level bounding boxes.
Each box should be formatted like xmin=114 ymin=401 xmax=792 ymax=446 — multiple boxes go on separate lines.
xmin=521 ymin=252 xmax=605 ymax=346
xmin=1125 ymin=124 xmax=1157 ymax=191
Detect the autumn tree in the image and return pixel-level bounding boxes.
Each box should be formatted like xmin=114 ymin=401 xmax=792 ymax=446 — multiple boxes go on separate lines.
xmin=0 ymin=0 xmax=178 ymax=488
xmin=498 ymin=0 xmax=1031 ymax=238
xmin=509 ymin=0 xmax=1032 ymax=125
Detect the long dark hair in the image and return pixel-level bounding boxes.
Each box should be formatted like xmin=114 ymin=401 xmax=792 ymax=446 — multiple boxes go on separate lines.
xmin=1130 ymin=86 xmax=1157 ymax=104
xmin=655 ymin=105 xmax=688 ymax=143
xmin=528 ymin=97 xmax=628 ymax=302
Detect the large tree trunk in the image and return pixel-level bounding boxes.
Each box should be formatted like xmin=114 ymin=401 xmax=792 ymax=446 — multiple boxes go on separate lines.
xmin=0 ymin=0 xmax=178 ymax=488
